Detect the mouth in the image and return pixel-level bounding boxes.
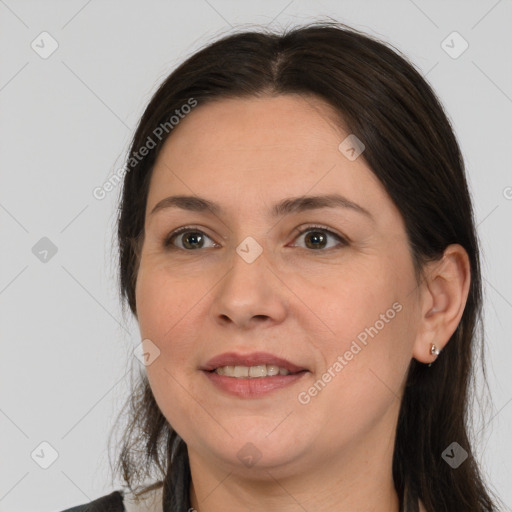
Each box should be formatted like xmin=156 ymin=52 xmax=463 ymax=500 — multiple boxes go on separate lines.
xmin=200 ymin=351 xmax=308 ymax=375
xmin=202 ymin=367 xmax=309 ymax=398
xmin=200 ymin=351 xmax=309 ymax=398
xmin=205 ymin=365 xmax=308 ymax=378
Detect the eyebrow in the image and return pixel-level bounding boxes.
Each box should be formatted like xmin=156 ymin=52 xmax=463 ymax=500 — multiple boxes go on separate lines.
xmin=150 ymin=194 xmax=373 ymax=220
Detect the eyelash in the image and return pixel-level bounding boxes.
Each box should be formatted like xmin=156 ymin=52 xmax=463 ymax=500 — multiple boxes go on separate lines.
xmin=164 ymin=224 xmax=348 ymax=252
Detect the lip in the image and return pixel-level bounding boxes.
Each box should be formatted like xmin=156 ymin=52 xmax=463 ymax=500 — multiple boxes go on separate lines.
xmin=202 ymin=370 xmax=308 ymax=398
xmin=200 ymin=351 xmax=308 ymax=374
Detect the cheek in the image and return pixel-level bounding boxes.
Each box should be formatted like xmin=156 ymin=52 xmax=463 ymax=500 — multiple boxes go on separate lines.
xmin=297 ymin=253 xmax=416 ymax=382
xmin=295 ymin=262 xmax=397 ymax=341
xmin=135 ymin=266 xmax=205 ymax=432
xmin=135 ymin=260 xmax=214 ymax=393
xmin=135 ymin=257 xmax=204 ymax=342
xmin=291 ymin=307 xmax=413 ymax=456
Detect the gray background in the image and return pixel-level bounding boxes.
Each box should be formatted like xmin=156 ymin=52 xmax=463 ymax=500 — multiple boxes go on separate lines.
xmin=1 ymin=1 xmax=511 ymax=511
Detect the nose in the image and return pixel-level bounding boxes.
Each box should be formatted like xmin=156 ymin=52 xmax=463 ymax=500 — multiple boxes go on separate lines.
xmin=210 ymin=244 xmax=288 ymax=330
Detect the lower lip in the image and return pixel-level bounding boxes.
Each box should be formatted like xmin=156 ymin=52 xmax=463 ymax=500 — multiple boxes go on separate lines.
xmin=202 ymin=370 xmax=308 ymax=398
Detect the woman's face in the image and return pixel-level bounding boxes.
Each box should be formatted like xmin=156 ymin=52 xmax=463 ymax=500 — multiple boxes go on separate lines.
xmin=135 ymin=94 xmax=424 ymax=478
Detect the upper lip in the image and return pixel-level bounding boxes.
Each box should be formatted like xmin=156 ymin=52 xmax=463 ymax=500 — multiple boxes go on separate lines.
xmin=200 ymin=352 xmax=308 ymax=374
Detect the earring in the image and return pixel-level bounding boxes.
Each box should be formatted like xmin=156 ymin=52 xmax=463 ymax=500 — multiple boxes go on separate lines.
xmin=427 ymin=343 xmax=441 ymax=367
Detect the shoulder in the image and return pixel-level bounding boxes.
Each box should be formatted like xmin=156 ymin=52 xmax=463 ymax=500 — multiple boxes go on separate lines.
xmin=57 ymin=485 xmax=164 ymax=512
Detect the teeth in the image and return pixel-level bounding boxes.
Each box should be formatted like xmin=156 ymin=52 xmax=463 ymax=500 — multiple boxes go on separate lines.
xmin=267 ymin=365 xmax=280 ymax=376
xmin=214 ymin=364 xmax=292 ymax=378
xmin=249 ymin=365 xmax=266 ymax=377
xmin=234 ymin=366 xmax=249 ymax=378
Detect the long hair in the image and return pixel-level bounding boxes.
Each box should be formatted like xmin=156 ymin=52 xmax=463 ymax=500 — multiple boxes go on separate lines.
xmin=110 ymin=21 xmax=500 ymax=511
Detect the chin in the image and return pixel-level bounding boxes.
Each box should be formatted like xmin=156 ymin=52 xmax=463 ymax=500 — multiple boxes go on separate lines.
xmin=212 ymin=431 xmax=308 ymax=471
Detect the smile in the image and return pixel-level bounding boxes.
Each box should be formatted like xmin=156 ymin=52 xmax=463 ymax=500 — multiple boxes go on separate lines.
xmin=213 ymin=364 xmax=298 ymax=378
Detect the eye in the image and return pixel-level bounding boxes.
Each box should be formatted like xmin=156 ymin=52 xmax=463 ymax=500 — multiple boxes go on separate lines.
xmin=290 ymin=225 xmax=348 ymax=251
xmin=164 ymin=226 xmax=218 ymax=250
xmin=164 ymin=225 xmax=348 ymax=252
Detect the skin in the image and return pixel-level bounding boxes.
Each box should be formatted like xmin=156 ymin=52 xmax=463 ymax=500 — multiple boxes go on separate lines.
xmin=134 ymin=94 xmax=470 ymax=512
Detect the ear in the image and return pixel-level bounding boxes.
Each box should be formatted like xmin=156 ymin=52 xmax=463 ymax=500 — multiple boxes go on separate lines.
xmin=412 ymin=244 xmax=471 ymax=364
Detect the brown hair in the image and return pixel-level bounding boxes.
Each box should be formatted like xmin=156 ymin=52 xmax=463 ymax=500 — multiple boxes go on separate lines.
xmin=110 ymin=21 xmax=501 ymax=511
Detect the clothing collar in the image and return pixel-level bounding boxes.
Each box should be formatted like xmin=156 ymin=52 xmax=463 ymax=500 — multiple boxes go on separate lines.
xmin=121 ymin=484 xmax=427 ymax=511
xmin=122 ymin=485 xmax=163 ymax=512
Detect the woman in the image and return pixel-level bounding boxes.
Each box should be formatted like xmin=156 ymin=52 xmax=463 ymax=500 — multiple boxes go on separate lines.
xmin=61 ymin=21 xmax=500 ymax=512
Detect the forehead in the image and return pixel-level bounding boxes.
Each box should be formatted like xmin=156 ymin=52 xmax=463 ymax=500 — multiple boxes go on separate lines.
xmin=156 ymin=94 xmax=346 ymax=157
xmin=146 ymin=94 xmax=387 ymax=218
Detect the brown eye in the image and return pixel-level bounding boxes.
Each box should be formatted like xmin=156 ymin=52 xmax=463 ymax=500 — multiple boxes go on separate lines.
xmin=165 ymin=228 xmax=217 ymax=250
xmin=304 ymin=230 xmax=327 ymax=249
xmin=292 ymin=226 xmax=347 ymax=251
